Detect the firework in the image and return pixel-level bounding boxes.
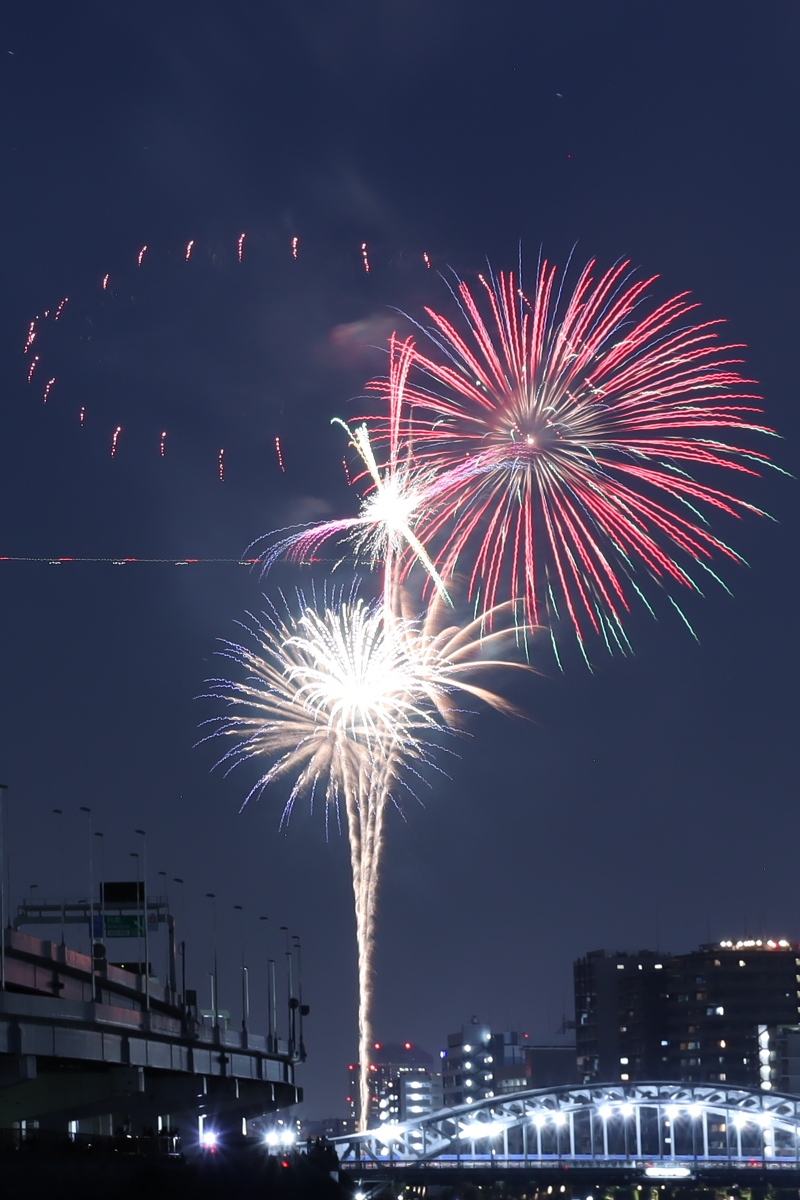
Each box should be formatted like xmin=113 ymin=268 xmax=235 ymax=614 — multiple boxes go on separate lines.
xmin=260 ymin=337 xmax=452 ymax=609
xmin=367 ymin=260 xmax=777 ymax=658
xmin=204 ymin=587 xmax=526 ymax=1127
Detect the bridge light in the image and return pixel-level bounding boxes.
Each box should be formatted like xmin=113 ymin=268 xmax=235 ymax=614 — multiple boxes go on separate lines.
xmin=645 ymin=1167 xmax=691 ymax=1179
xmin=688 ymin=1103 xmax=702 ymax=1118
xmin=665 ymin=1105 xmax=680 ymax=1120
xmin=533 ymin=1112 xmax=547 ymax=1128
xmin=621 ymin=1103 xmax=634 ymax=1118
xmin=598 ymin=1104 xmax=612 ymax=1120
xmin=553 ymin=1111 xmax=567 ymax=1126
xmin=733 ymin=1113 xmax=748 ymax=1129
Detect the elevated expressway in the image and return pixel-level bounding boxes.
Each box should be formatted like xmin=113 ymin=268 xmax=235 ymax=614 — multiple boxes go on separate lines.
xmin=0 ymin=926 xmax=299 ymax=1136
xmin=334 ymin=1082 xmax=800 ymax=1191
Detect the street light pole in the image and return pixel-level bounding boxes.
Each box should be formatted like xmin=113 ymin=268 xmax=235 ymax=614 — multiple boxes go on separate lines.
xmin=135 ymin=830 xmax=149 ymax=1011
xmin=52 ymin=808 xmax=65 ymax=943
xmin=233 ymin=904 xmax=249 ymax=1036
xmin=259 ymin=915 xmax=274 ymax=1051
xmin=0 ymin=785 xmax=9 ymax=990
xmin=206 ymin=892 xmax=219 ymax=1034
xmin=79 ymin=806 xmax=95 ymax=1000
xmin=173 ymin=877 xmax=185 ymax=1003
xmin=280 ymin=924 xmax=294 ymax=1057
xmin=293 ymin=934 xmax=307 ymax=1062
xmin=94 ymin=831 xmax=105 ymax=962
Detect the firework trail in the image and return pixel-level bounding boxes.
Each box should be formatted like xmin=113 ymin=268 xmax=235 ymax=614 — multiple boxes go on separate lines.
xmin=204 ymin=587 xmax=526 ymax=1127
xmin=260 ymin=337 xmax=452 ymax=609
xmin=366 ymin=259 xmax=779 ymax=659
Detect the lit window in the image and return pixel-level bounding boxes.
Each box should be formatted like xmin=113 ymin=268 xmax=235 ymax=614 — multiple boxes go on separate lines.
xmin=617 ymin=964 xmax=625 ymax=970
xmin=621 ymin=1073 xmax=630 ymax=1081
xmin=620 ymin=1058 xmax=629 ymax=1065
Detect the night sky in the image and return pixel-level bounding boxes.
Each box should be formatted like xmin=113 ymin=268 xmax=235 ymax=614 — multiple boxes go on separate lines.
xmin=1 ymin=4 xmax=797 ymax=1119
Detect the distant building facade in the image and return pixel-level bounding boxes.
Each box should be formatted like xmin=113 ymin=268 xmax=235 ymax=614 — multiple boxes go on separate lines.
xmin=442 ymin=1018 xmax=576 ymax=1107
xmin=347 ymin=1042 xmax=440 ymax=1127
xmin=574 ymin=938 xmax=800 ymax=1091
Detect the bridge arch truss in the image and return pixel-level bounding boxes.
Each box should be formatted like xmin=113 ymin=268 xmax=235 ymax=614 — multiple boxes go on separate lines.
xmin=334 ymin=1082 xmax=800 ymax=1169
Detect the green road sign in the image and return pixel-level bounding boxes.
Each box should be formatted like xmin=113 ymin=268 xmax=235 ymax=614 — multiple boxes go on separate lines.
xmin=103 ymin=914 xmax=145 ymax=938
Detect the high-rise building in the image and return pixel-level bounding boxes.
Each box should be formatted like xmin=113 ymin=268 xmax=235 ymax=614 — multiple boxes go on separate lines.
xmin=663 ymin=939 xmax=800 ymax=1087
xmin=441 ymin=1019 xmax=576 ymax=1106
xmin=574 ymin=948 xmax=667 ymax=1083
xmin=346 ymin=1042 xmax=439 ymax=1127
xmin=574 ymin=938 xmax=800 ymax=1090
xmin=441 ymin=1020 xmax=495 ymax=1108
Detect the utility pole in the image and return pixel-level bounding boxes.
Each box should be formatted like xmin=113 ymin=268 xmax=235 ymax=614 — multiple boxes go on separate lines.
xmin=79 ymin=806 xmax=95 ymax=1000
xmin=0 ymin=785 xmax=9 ymax=990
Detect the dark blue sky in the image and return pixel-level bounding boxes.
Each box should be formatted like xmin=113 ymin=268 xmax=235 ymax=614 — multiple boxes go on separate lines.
xmin=0 ymin=3 xmax=797 ymax=1118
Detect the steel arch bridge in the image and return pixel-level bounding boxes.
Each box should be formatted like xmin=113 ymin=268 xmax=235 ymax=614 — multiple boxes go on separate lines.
xmin=333 ymin=1082 xmax=800 ymax=1172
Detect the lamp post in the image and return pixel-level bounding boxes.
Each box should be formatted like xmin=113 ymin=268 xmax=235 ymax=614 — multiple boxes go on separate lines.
xmin=173 ymin=877 xmax=185 ymax=1002
xmin=233 ymin=904 xmax=249 ymax=1036
xmin=206 ymin=892 xmax=219 ymax=1033
xmin=134 ymin=830 xmax=149 ymax=1010
xmin=293 ymin=934 xmax=307 ymax=1061
xmin=79 ymin=806 xmax=95 ymax=999
xmin=129 ymin=851 xmax=141 ymax=980
xmin=0 ymin=784 xmax=9 ymax=990
xmin=280 ymin=925 xmax=296 ymax=1057
xmin=260 ymin=915 xmax=276 ymax=1052
xmin=52 ymin=808 xmax=65 ymax=943
xmin=94 ymin=831 xmax=105 ymax=952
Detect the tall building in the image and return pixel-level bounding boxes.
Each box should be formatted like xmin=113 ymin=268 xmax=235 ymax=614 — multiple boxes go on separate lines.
xmin=441 ymin=1019 xmax=576 ymax=1106
xmin=663 ymin=939 xmax=800 ymax=1086
xmin=574 ymin=948 xmax=667 ymax=1083
xmin=574 ymin=938 xmax=800 ymax=1090
xmin=441 ymin=1020 xmax=495 ymax=1108
xmin=346 ymin=1042 xmax=439 ymax=1127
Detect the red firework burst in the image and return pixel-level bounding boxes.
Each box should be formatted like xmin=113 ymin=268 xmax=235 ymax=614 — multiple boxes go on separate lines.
xmin=366 ymin=259 xmax=777 ymax=658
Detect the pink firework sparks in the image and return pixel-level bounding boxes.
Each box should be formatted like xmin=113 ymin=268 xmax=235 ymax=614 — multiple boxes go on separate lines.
xmin=24 ymin=321 xmax=37 ymax=352
xmin=423 ymin=251 xmax=431 ymax=269
xmin=291 ymin=236 xmax=299 ymax=260
xmin=361 ymin=242 xmax=370 ymax=273
xmin=111 ymin=426 xmax=122 ymax=457
xmin=185 ymin=239 xmax=195 ymax=262
xmin=138 ymin=245 xmax=148 ymax=266
xmin=160 ymin=431 xmax=167 ymax=457
xmin=238 ymin=233 xmax=246 ymax=262
xmin=79 ymin=407 xmax=86 ymax=426
xmin=27 ymin=355 xmax=40 ymax=382
xmin=218 ymin=448 xmax=225 ymax=481
xmin=42 ymin=377 xmax=56 ymax=403
xmin=54 ymin=297 xmax=69 ymax=320
xmin=275 ymin=436 xmax=285 ymax=473
xmin=102 ymin=273 xmax=110 ymax=291
xmin=366 ymin=260 xmax=778 ymax=656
